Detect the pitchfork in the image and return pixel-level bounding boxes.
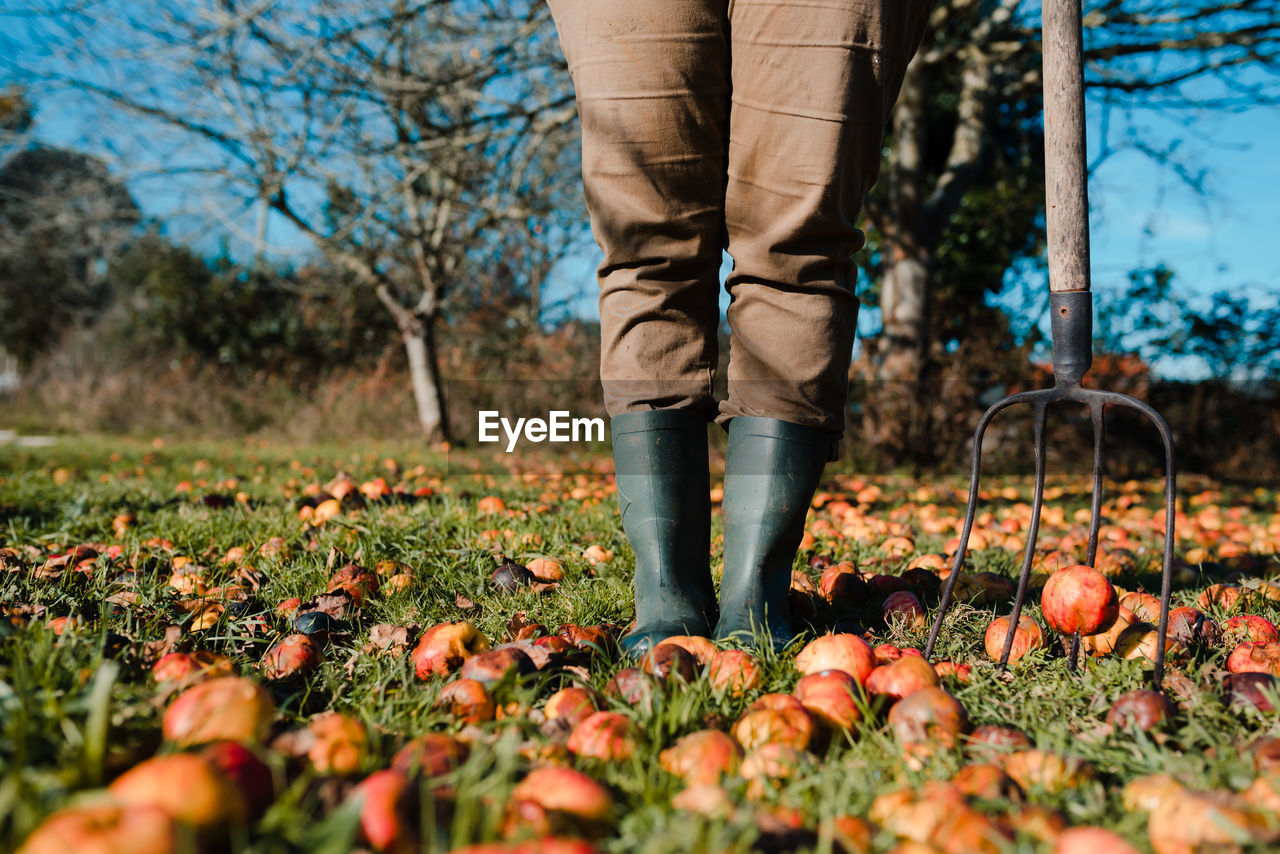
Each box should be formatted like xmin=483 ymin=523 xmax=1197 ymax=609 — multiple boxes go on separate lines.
xmin=921 ymin=0 xmax=1176 ymax=689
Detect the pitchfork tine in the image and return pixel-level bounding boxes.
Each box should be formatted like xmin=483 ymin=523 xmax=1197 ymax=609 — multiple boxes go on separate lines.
xmin=999 ymin=399 xmax=1049 ymax=672
xmin=923 ymin=390 xmax=1038 ymax=661
xmin=1085 ymin=402 xmax=1105 ymax=568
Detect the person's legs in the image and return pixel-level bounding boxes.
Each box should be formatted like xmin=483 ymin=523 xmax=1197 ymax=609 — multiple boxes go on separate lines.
xmin=715 ymin=0 xmax=933 ymax=646
xmin=548 ymin=0 xmax=731 ymax=654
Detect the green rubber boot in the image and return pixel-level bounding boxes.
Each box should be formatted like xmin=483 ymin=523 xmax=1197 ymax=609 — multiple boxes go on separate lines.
xmin=715 ymin=416 xmax=830 ymax=650
xmin=612 ymin=410 xmax=717 ymax=658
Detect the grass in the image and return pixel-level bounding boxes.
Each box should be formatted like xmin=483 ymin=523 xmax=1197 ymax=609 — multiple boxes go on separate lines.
xmin=2 ymin=436 xmax=1280 ymax=852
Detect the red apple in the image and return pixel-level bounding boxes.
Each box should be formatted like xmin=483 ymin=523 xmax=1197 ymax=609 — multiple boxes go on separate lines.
xmin=794 ymin=670 xmax=862 ymax=733
xmin=1001 ymin=749 xmax=1094 ymax=793
xmin=887 ymin=687 xmax=970 ymax=749
xmin=391 ymin=733 xmax=468 ymax=778
xmin=659 ymin=730 xmax=742 ymax=784
xmin=819 ymin=565 xmax=866 ymax=605
xmin=1051 ymin=827 xmax=1142 ymax=854
xmin=544 ymin=687 xmax=597 ymax=728
xmin=732 ymin=706 xmax=814 ymax=752
xmin=163 ymin=676 xmax=275 ymax=746
xmin=641 ymin=643 xmax=698 ymax=682
xmin=152 ymin=651 xmax=233 ymax=686
xmin=1223 ymin=672 xmax=1280 ymax=713
xmin=558 ymin=624 xmax=611 ymax=653
xmin=983 ymin=615 xmax=1046 ymax=665
xmin=437 ymin=678 xmax=497 ymax=724
xmin=707 ymin=649 xmax=762 ymax=695
xmin=306 ymin=711 xmax=368 ymax=775
xmin=933 ymin=661 xmax=973 ymax=683
xmin=260 ymin=633 xmax=321 ymax=680
xmin=1040 ymin=565 xmax=1118 ymax=636
xmin=795 ymin=634 xmax=875 ymax=684
xmin=1080 ymin=606 xmax=1136 ymax=657
xmin=351 ymin=769 xmax=416 ymax=853
xmin=412 ymin=621 xmax=490 ymax=679
xmin=603 ymin=668 xmax=655 ymax=711
xmin=657 ymin=635 xmax=717 ymax=665
xmin=740 ymin=742 xmax=806 ymax=782
xmin=1224 ymin=615 xmax=1280 ymax=645
xmin=882 ymin=591 xmax=926 ymax=629
xmin=966 ymin=725 xmax=1031 ymax=754
xmin=952 ymin=763 xmax=1023 ymax=801
xmin=327 ymin=563 xmax=380 ymax=605
xmin=17 ymin=804 xmax=180 ymax=854
xmin=200 ymin=741 xmax=274 ymax=818
xmin=458 ymin=647 xmax=535 ymax=685
xmin=865 ymin=656 xmax=938 ymax=704
xmin=1106 ymin=690 xmax=1175 ymax=731
xmin=508 ymin=767 xmax=613 ymax=838
xmin=1228 ymin=641 xmax=1280 ymax=676
xmin=566 ymin=711 xmax=637 ymax=761
xmin=108 ymin=753 xmax=247 ymax=838
xmin=671 ymin=783 xmax=734 ymax=819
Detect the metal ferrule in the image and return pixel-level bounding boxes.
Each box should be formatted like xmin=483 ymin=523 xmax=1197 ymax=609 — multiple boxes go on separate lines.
xmin=1050 ymin=290 xmax=1092 ymax=387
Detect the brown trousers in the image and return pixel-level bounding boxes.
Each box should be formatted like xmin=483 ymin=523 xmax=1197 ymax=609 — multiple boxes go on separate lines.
xmin=549 ymin=0 xmax=932 ymax=453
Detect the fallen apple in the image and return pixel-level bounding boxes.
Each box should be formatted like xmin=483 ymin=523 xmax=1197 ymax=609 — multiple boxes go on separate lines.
xmin=200 ymin=741 xmax=274 ymax=818
xmin=658 ymin=729 xmax=742 ymax=785
xmin=882 ymin=590 xmax=926 ymax=629
xmin=305 ymin=711 xmax=368 ymax=775
xmin=412 ymin=621 xmax=490 ymax=679
xmin=1001 ymin=749 xmax=1094 ymax=793
xmin=1224 ymin=615 xmax=1280 ymax=645
xmin=508 ymin=766 xmax=613 ymax=838
xmin=1080 ymin=606 xmax=1136 ymax=657
xmin=951 ymin=763 xmax=1023 ymax=801
xmin=1106 ymin=689 xmax=1175 ymax=732
xmin=566 ymin=711 xmax=638 ymax=761
xmin=260 ymin=633 xmax=322 ymax=680
xmin=1051 ymin=827 xmax=1141 ymax=854
xmin=391 ymin=733 xmax=468 ymax=778
xmin=1227 ymin=641 xmax=1280 ymax=677
xmin=707 ymin=649 xmax=762 ymax=695
xmin=640 ymin=643 xmax=698 ymax=683
xmin=795 ymin=634 xmax=875 ymax=684
xmin=732 ymin=706 xmax=814 ymax=752
xmin=351 ymin=769 xmax=416 ymax=853
xmin=17 ymin=804 xmax=182 ymax=854
xmin=983 ymin=614 xmax=1046 ymax=665
xmin=865 ymin=655 xmax=938 ymax=704
xmin=458 ymin=647 xmax=536 ymax=685
xmin=108 ymin=753 xmax=247 ymax=839
xmin=1041 ymin=565 xmax=1119 ymax=636
xmin=163 ymin=676 xmax=275 ymax=746
xmin=543 ymin=686 xmax=597 ymax=728
xmin=794 ymin=669 xmax=863 ymax=734
xmin=887 ymin=687 xmax=969 ymax=750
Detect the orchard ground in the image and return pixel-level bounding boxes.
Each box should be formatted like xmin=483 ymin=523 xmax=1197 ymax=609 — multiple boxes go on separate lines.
xmin=3 ymin=436 xmax=1280 ymax=853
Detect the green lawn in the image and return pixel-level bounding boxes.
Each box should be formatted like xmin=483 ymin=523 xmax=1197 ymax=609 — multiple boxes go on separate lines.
xmin=2 ymin=437 xmax=1279 ymax=853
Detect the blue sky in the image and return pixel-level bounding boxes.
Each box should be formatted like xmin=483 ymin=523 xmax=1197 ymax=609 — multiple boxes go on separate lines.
xmin=5 ymin=5 xmax=1277 ymax=376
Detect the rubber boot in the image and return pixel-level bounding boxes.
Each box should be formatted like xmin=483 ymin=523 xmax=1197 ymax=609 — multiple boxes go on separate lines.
xmin=715 ymin=416 xmax=830 ymax=650
xmin=612 ymin=410 xmax=718 ymax=658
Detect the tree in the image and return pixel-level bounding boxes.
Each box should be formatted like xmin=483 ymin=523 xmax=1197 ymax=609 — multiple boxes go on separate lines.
xmin=13 ymin=0 xmax=581 ymax=442
xmin=0 ymin=92 xmax=140 ymax=364
xmin=858 ymin=0 xmax=1280 ymax=463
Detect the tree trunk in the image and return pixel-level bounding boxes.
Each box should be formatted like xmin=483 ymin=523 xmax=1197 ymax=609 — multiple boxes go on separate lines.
xmin=868 ymin=60 xmax=932 ymax=463
xmin=403 ymin=318 xmax=448 ymax=444
xmin=376 ymin=282 xmax=450 ymax=444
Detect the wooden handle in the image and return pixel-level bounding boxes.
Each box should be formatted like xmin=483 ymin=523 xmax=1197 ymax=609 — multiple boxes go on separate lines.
xmin=1044 ymin=0 xmax=1090 ymax=294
